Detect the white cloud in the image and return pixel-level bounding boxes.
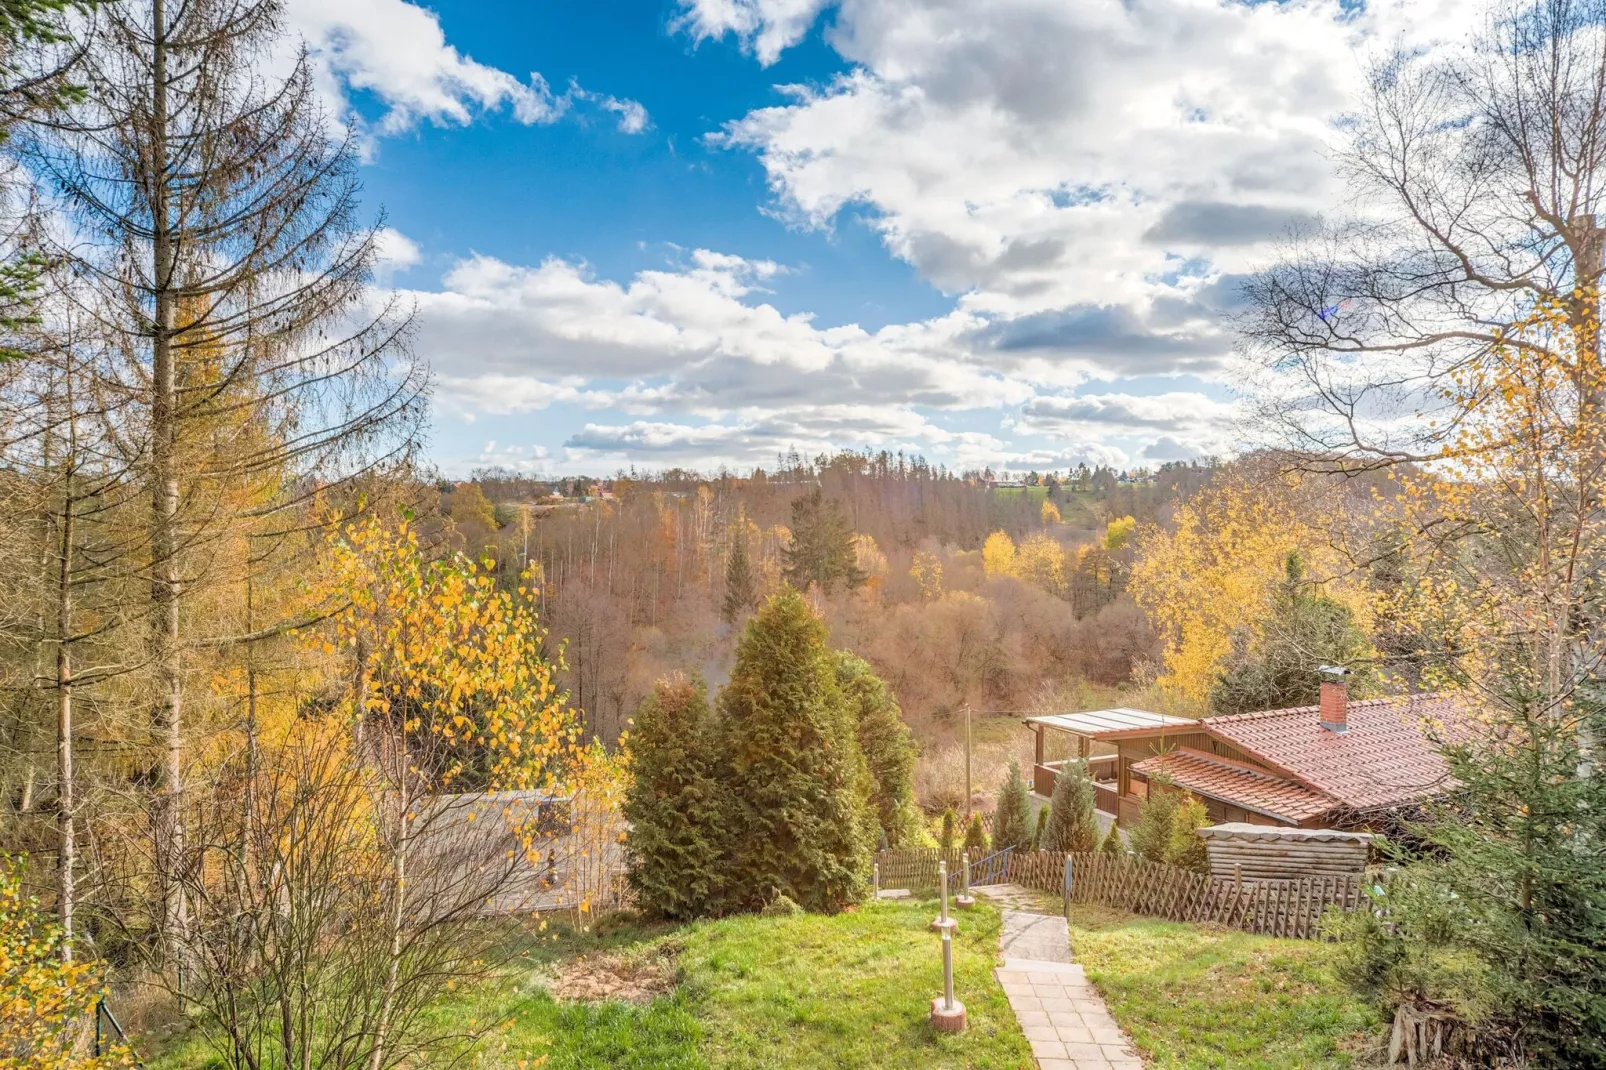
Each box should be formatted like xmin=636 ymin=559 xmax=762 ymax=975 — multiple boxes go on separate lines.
xmin=673 ymin=0 xmax=834 ymax=66
xmin=285 ymin=0 xmax=649 ymax=139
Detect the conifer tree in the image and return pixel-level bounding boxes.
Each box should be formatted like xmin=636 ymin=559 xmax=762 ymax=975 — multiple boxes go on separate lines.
xmin=721 ymin=516 xmax=757 ymax=623
xmin=1098 ymin=820 xmax=1125 ymax=857
xmin=939 ymin=808 xmax=957 ymax=853
xmin=992 ymin=761 xmax=1031 ymax=851
xmin=963 ymin=813 xmax=988 ymax=852
xmin=1043 ymin=760 xmax=1099 ymax=853
xmin=835 ymin=651 xmax=921 ymax=848
xmin=1166 ymin=796 xmax=1210 ymax=872
xmin=1030 ymin=806 xmax=1047 ymax=851
xmin=781 ymin=488 xmax=865 ymax=593
xmin=719 ymin=589 xmax=871 ymax=912
xmin=623 ymin=675 xmax=727 ymax=919
xmin=1129 ymin=777 xmax=1183 ymax=864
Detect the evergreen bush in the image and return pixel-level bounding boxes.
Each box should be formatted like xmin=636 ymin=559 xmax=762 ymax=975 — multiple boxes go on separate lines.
xmin=622 ymin=675 xmax=727 ymax=919
xmin=1043 ymin=760 xmax=1100 ymax=853
xmin=992 ymin=761 xmax=1032 ymax=851
xmin=836 ymin=651 xmax=923 ymax=848
xmin=718 ymin=589 xmax=872 ymax=913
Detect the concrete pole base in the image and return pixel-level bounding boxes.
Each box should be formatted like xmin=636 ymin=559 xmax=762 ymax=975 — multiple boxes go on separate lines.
xmin=929 ymin=916 xmax=959 ymax=934
xmin=953 ymin=894 xmax=976 ymax=909
xmin=929 ymin=997 xmax=967 ymax=1033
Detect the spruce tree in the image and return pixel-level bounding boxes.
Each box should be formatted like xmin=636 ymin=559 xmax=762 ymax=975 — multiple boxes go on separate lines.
xmin=992 ymin=761 xmax=1032 ymax=851
xmin=721 ymin=518 xmax=757 ymax=623
xmin=719 ymin=589 xmax=872 ymax=912
xmin=1098 ymin=820 xmax=1125 ymax=857
xmin=939 ymin=808 xmax=957 ymax=853
xmin=1043 ymin=760 xmax=1100 ymax=853
xmin=835 ymin=651 xmax=922 ymax=848
xmin=1030 ymin=806 xmax=1048 ymax=851
xmin=1166 ymin=796 xmax=1210 ymax=872
xmin=622 ymin=676 xmax=726 ymax=919
xmin=781 ymin=488 xmax=865 ymax=593
xmin=1129 ymin=777 xmax=1183 ymax=864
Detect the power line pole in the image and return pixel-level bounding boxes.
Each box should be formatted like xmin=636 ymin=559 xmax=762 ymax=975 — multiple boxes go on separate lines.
xmin=963 ymin=703 xmax=973 ymax=819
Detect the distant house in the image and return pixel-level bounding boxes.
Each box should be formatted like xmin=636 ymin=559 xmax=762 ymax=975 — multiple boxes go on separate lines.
xmin=1024 ymin=678 xmax=1467 ymax=830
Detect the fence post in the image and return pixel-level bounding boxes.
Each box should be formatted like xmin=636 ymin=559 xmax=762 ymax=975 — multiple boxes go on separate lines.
xmin=873 ymin=862 xmax=880 ymax=898
xmin=1063 ymin=854 xmax=1073 ymax=918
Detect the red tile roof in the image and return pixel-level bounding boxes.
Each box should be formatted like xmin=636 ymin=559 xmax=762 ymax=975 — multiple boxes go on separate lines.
xmin=1202 ymin=694 xmax=1465 ymax=813
xmin=1130 ymin=747 xmax=1335 ymax=823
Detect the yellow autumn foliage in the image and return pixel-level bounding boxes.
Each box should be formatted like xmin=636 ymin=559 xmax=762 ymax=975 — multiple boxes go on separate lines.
xmin=982 ymin=531 xmax=1017 ymax=579
xmin=0 ymin=860 xmax=132 ymax=1070
xmin=1130 ymin=476 xmax=1363 ymax=705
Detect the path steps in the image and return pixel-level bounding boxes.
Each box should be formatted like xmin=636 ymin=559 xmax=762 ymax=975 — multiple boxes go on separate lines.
xmin=977 ymin=885 xmax=1144 ymax=1070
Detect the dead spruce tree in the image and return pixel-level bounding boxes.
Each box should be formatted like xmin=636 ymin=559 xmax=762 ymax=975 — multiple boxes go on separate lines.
xmin=21 ymin=0 xmax=426 ymax=967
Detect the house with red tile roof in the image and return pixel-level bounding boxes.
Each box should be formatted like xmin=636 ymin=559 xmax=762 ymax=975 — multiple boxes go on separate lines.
xmin=1024 ymin=673 xmax=1467 ymax=829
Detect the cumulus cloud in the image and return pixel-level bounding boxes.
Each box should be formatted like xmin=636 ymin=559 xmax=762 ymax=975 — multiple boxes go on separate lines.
xmin=673 ymin=0 xmax=834 ymax=66
xmin=286 ymin=0 xmax=648 ymax=138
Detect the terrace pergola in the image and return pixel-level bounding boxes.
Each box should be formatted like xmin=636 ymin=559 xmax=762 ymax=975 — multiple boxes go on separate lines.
xmin=1024 ymin=707 xmax=1201 ymax=822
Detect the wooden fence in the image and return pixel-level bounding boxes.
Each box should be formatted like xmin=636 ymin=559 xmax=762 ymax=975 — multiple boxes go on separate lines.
xmin=874 ymin=848 xmax=970 ymax=890
xmin=1002 ymin=850 xmax=1368 ymax=941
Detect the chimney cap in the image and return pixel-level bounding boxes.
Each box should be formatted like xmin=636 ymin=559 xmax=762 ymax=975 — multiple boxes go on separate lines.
xmin=1318 ymin=665 xmax=1349 ymax=678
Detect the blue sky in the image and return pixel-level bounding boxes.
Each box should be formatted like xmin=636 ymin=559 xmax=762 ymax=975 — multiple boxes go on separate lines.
xmin=288 ymin=0 xmax=1466 ymax=476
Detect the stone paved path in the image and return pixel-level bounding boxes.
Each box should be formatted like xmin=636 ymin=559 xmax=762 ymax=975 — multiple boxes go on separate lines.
xmin=977 ymin=885 xmax=1143 ymax=1070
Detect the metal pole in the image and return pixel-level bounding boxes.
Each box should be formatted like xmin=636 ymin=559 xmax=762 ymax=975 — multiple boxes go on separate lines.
xmin=964 ymin=703 xmax=973 ymax=819
xmin=942 ymin=929 xmax=955 ymax=1011
xmin=873 ymin=862 xmax=880 ymax=898
xmin=940 ymin=860 xmax=949 ymax=924
xmin=1064 ymin=855 xmax=1074 ymax=918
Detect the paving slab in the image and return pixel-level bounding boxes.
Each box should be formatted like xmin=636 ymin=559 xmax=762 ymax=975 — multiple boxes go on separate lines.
xmin=976 ymin=885 xmax=1144 ymax=1069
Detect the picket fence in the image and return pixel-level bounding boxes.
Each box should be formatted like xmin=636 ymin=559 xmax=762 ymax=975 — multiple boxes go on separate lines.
xmin=1007 ymin=850 xmax=1367 ymax=941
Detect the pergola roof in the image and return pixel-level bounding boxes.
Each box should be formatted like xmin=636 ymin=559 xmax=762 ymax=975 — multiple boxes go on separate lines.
xmin=1024 ymin=707 xmax=1197 ymax=739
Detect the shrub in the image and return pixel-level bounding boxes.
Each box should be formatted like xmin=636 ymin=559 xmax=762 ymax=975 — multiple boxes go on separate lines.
xmin=1030 ymin=806 xmax=1048 ymax=851
xmin=963 ymin=813 xmax=988 ymax=852
xmin=939 ymin=807 xmax=957 ymax=853
xmin=992 ymin=760 xmax=1032 ymax=850
xmin=623 ymin=675 xmax=727 ymax=919
xmin=1098 ymin=820 xmax=1125 ymax=856
xmin=760 ymin=893 xmax=805 ymax=918
xmin=1043 ymin=760 xmax=1100 ymax=853
xmin=1166 ymin=795 xmax=1210 ymax=872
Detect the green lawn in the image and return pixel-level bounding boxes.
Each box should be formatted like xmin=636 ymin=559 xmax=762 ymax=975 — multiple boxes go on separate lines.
xmin=1066 ymin=904 xmax=1382 ymax=1069
xmin=146 ymin=899 xmax=1032 ymax=1070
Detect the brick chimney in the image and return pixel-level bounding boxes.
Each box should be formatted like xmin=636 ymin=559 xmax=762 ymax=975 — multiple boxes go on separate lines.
xmin=1318 ymin=665 xmax=1349 ymax=733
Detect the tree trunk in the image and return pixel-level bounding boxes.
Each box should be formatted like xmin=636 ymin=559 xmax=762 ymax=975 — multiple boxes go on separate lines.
xmin=148 ymin=0 xmax=186 ymax=966
xmin=55 ymin=473 xmax=74 ymax=960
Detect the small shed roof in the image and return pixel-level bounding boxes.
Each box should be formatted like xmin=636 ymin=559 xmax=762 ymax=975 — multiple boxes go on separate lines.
xmin=1024 ymin=707 xmax=1197 ymax=738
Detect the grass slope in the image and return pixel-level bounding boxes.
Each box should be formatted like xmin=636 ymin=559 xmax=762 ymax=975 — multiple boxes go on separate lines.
xmin=1066 ymin=904 xmax=1380 ymax=1069
xmin=148 ymin=899 xmax=1032 ymax=1070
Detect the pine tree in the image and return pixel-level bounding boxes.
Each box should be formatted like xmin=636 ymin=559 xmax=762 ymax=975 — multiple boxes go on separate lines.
xmin=1043 ymin=760 xmax=1100 ymax=853
xmin=1098 ymin=820 xmax=1125 ymax=857
xmin=721 ymin=518 xmax=757 ymax=623
xmin=719 ymin=589 xmax=871 ymax=912
xmin=836 ymin=651 xmax=922 ymax=848
xmin=1210 ymin=551 xmax=1374 ymax=715
xmin=1030 ymin=806 xmax=1048 ymax=851
xmin=622 ymin=675 xmax=727 ymax=919
xmin=992 ymin=761 xmax=1032 ymax=851
xmin=781 ymin=488 xmax=865 ymax=593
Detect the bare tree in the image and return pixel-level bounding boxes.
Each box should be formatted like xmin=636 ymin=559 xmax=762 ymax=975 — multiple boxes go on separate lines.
xmin=20 ymin=0 xmax=427 ymax=963
xmin=1241 ymin=0 xmax=1606 ymax=469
